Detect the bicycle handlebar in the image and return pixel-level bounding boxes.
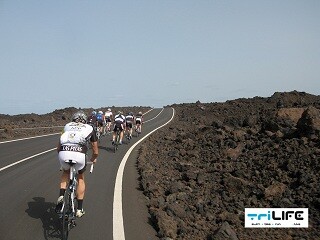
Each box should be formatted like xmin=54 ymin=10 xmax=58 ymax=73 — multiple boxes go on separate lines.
xmin=87 ymin=162 xmax=95 ymax=173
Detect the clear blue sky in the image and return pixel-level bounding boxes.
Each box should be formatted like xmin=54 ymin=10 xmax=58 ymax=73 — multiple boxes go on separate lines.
xmin=1 ymin=0 xmax=319 ymax=115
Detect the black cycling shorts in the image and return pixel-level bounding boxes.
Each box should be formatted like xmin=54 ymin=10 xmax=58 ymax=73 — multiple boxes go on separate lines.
xmin=113 ymin=122 xmax=124 ymax=132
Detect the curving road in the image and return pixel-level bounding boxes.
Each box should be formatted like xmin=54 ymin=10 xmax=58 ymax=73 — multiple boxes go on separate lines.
xmin=0 ymin=107 xmax=174 ymax=240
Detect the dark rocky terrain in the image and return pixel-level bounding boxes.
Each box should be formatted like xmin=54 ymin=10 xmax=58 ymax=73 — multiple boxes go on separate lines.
xmin=137 ymin=91 xmax=320 ymax=240
xmin=1 ymin=91 xmax=320 ymax=239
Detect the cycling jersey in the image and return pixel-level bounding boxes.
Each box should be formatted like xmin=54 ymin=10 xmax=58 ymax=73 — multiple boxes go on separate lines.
xmin=114 ymin=114 xmax=125 ymax=123
xmin=125 ymin=115 xmax=134 ymax=123
xmin=105 ymin=111 xmax=113 ymax=119
xmin=58 ymin=122 xmax=97 ymax=172
xmin=96 ymin=113 xmax=104 ymax=122
xmin=60 ymin=122 xmax=96 ymax=146
xmin=135 ymin=114 xmax=143 ymax=124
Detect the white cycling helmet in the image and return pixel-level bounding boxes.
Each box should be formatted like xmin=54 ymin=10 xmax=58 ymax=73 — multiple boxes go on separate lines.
xmin=98 ymin=110 xmax=103 ymax=114
xmin=72 ymin=111 xmax=87 ymax=124
xmin=107 ymin=108 xmax=111 ymax=111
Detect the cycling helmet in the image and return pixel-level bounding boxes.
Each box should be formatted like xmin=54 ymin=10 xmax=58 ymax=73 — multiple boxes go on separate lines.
xmin=107 ymin=108 xmax=111 ymax=111
xmin=139 ymin=111 xmax=142 ymax=115
xmin=129 ymin=112 xmax=133 ymax=116
xmin=98 ymin=110 xmax=103 ymax=114
xmin=92 ymin=111 xmax=96 ymax=115
xmin=118 ymin=111 xmax=122 ymax=115
xmin=72 ymin=110 xmax=87 ymax=124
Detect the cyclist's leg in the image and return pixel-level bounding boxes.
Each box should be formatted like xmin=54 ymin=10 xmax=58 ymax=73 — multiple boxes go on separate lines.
xmin=129 ymin=123 xmax=133 ymax=137
xmin=102 ymin=120 xmax=106 ymax=135
xmin=99 ymin=121 xmax=103 ymax=134
xmin=76 ymin=157 xmax=86 ymax=217
xmin=112 ymin=124 xmax=117 ymax=144
xmin=126 ymin=124 xmax=130 ymax=138
xmin=60 ymin=170 xmax=69 ymax=190
xmin=76 ymin=173 xmax=85 ymax=209
xmin=75 ymin=158 xmax=86 ymax=200
xmin=119 ymin=125 xmax=124 ymax=143
xmin=57 ymin=153 xmax=71 ymax=212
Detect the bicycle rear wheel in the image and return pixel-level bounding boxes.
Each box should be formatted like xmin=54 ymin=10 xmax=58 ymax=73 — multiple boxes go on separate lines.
xmin=114 ymin=131 xmax=120 ymax=153
xmin=62 ymin=189 xmax=71 ymax=240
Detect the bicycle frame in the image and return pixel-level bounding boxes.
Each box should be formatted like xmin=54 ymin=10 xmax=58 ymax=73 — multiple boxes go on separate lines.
xmin=60 ymin=160 xmax=77 ymax=240
xmin=60 ymin=160 xmax=94 ymax=240
xmin=96 ymin=126 xmax=101 ymax=140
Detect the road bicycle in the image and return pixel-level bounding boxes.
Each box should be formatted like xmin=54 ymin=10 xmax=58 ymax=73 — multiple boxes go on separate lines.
xmin=135 ymin=125 xmax=141 ymax=137
xmin=96 ymin=126 xmax=101 ymax=141
xmin=125 ymin=131 xmax=131 ymax=143
xmin=58 ymin=160 xmax=94 ymax=240
xmin=106 ymin=122 xmax=112 ymax=134
xmin=113 ymin=127 xmax=121 ymax=153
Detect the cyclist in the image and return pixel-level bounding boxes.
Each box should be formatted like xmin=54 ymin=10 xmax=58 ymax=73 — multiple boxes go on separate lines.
xmin=125 ymin=112 xmax=134 ymax=139
xmin=135 ymin=111 xmax=143 ymax=133
xmin=96 ymin=110 xmax=105 ymax=136
xmin=104 ymin=108 xmax=113 ymax=132
xmin=112 ymin=111 xmax=126 ymax=145
xmin=56 ymin=110 xmax=98 ymax=218
xmin=87 ymin=111 xmax=98 ymax=130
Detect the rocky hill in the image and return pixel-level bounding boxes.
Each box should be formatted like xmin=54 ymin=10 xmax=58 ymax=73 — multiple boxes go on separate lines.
xmin=137 ymin=91 xmax=320 ymax=240
xmin=1 ymin=91 xmax=319 ymax=239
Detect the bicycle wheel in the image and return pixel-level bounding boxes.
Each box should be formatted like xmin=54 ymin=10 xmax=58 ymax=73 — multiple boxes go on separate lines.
xmin=135 ymin=127 xmax=140 ymax=137
xmin=114 ymin=131 xmax=120 ymax=153
xmin=126 ymin=133 xmax=131 ymax=143
xmin=97 ymin=128 xmax=101 ymax=141
xmin=62 ymin=189 xmax=71 ymax=240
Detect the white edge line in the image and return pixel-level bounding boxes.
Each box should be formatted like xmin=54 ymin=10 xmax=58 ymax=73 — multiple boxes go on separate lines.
xmin=144 ymin=108 xmax=164 ymax=123
xmin=113 ymin=107 xmax=175 ymax=240
xmin=0 ymin=148 xmax=56 ymax=172
xmin=0 ymin=132 xmax=61 ymax=144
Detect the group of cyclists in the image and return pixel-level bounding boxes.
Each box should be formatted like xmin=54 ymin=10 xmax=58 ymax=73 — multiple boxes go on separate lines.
xmin=55 ymin=108 xmax=144 ymax=219
xmin=87 ymin=108 xmax=143 ymax=145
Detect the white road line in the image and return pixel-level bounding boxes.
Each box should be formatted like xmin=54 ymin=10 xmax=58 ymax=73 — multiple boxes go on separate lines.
xmin=0 ymin=148 xmax=56 ymax=172
xmin=144 ymin=108 xmax=164 ymax=123
xmin=0 ymin=133 xmax=60 ymax=144
xmin=113 ymin=107 xmax=175 ymax=240
xmin=0 ymin=126 xmax=63 ymax=131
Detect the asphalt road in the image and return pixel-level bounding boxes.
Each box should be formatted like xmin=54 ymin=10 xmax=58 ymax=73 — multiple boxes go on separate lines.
xmin=0 ymin=107 xmax=174 ymax=240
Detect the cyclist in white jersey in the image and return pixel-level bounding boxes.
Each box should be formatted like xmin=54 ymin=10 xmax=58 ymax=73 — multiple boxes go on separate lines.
xmin=112 ymin=111 xmax=126 ymax=145
xmin=125 ymin=112 xmax=134 ymax=139
xmin=56 ymin=110 xmax=98 ymax=218
xmin=135 ymin=111 xmax=143 ymax=133
xmin=104 ymin=108 xmax=113 ymax=132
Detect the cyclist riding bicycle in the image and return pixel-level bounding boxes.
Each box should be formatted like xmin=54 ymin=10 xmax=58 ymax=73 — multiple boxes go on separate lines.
xmin=87 ymin=111 xmax=98 ymax=129
xmin=96 ymin=110 xmax=105 ymax=135
xmin=112 ymin=111 xmax=126 ymax=145
xmin=125 ymin=112 xmax=134 ymax=139
xmin=135 ymin=111 xmax=143 ymax=133
xmin=104 ymin=108 xmax=113 ymax=132
xmin=56 ymin=110 xmax=99 ymax=218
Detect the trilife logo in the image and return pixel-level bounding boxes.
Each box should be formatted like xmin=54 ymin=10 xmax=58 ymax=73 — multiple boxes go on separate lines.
xmin=245 ymin=208 xmax=308 ymax=228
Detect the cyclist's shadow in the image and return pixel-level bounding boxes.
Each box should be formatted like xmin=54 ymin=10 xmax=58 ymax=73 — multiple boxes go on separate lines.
xmin=25 ymin=197 xmax=61 ymax=239
xmin=98 ymin=145 xmax=114 ymax=152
